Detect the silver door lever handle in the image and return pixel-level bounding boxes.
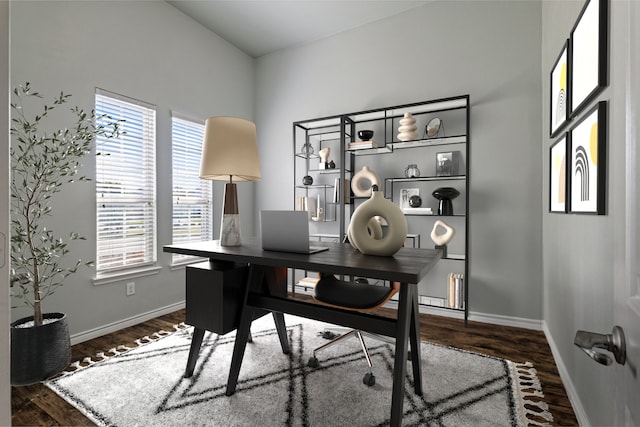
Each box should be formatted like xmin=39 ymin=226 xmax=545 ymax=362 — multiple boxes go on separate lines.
xmin=574 ymin=325 xmax=626 ymax=366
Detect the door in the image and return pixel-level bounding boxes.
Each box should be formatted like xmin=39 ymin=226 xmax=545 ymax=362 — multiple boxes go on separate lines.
xmin=614 ymin=0 xmax=640 ymax=424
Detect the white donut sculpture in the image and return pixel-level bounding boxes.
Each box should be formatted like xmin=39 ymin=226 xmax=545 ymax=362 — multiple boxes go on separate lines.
xmin=430 ymin=220 xmax=455 ymax=246
xmin=351 ymin=166 xmax=381 ymax=197
xmin=348 ymin=186 xmax=407 ymax=256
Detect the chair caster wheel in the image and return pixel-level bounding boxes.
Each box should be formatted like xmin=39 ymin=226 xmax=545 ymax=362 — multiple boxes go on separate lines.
xmin=363 ymin=372 xmax=375 ymax=386
xmin=308 ymin=357 xmax=319 ymax=368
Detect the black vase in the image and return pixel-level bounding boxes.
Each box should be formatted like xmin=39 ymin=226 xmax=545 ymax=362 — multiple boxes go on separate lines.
xmin=432 ymin=187 xmax=460 ymax=215
xmin=11 ymin=312 xmax=71 ymax=385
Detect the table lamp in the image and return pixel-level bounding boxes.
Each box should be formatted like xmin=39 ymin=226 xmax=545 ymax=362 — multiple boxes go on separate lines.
xmin=199 ymin=116 xmax=261 ymax=246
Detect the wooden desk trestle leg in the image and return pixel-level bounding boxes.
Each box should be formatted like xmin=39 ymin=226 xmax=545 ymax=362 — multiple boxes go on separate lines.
xmin=226 ymin=265 xmax=289 ymax=396
xmin=390 ymin=282 xmax=418 ymax=426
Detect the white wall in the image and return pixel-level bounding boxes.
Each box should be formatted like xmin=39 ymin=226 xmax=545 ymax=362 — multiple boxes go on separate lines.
xmin=1 ymin=1 xmax=11 ymax=423
xmin=542 ymin=1 xmax=629 ymax=425
xmin=255 ymin=0 xmax=543 ymax=320
xmin=9 ymin=1 xmax=255 ymax=336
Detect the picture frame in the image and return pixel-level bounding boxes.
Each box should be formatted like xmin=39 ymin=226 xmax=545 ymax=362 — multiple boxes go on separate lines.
xmin=569 ymin=101 xmax=607 ymax=215
xmin=550 ymin=40 xmax=570 ymax=137
xmin=549 ymin=134 xmax=569 ymax=213
xmin=436 ymin=151 xmax=460 ymax=176
xmin=569 ymin=0 xmax=608 ymax=118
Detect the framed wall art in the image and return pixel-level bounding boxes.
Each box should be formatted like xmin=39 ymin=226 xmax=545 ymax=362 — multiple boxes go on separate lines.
xmin=549 ymin=134 xmax=569 ymax=213
xmin=569 ymin=101 xmax=607 ymax=215
xmin=550 ymin=40 xmax=570 ymax=137
xmin=569 ymin=0 xmax=609 ymax=117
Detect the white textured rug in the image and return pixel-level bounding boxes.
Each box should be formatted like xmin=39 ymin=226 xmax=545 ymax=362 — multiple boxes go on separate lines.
xmin=46 ymin=315 xmax=552 ymax=427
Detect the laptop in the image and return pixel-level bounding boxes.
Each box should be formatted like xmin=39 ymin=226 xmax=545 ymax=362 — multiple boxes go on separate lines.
xmin=260 ymin=210 xmax=329 ymax=254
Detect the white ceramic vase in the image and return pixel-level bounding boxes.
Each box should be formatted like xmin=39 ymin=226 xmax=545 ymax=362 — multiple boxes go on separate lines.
xmin=348 ymin=186 xmax=407 ymax=256
xmin=397 ymin=112 xmax=418 ymax=141
xmin=351 ymin=165 xmax=381 ymax=197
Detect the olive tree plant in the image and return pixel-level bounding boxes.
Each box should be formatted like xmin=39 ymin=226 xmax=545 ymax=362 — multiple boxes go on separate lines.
xmin=10 ymin=82 xmax=122 ymax=326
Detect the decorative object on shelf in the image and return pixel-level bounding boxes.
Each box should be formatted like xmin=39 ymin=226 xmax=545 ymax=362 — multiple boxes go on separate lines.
xmin=448 ymin=273 xmax=465 ymax=309
xmin=200 ymin=116 xmax=261 ymax=246
xmin=431 ymin=219 xmax=456 ymax=258
xmin=328 ymin=160 xmax=336 ymax=169
xmin=430 ymin=220 xmax=456 ymax=246
xmin=409 ymin=195 xmax=422 ymax=208
xmin=318 ymin=147 xmax=330 ymax=169
xmin=351 ymin=165 xmax=381 ymax=197
xmin=357 ymin=129 xmax=374 ymax=141
xmin=348 ymin=140 xmax=378 ymax=150
xmin=425 ymin=117 xmax=443 ymax=138
xmin=400 ymin=188 xmax=420 ymax=209
xmin=404 ymin=164 xmax=421 ymax=178
xmin=436 ymin=152 xmax=460 ymax=176
xmin=397 ymin=112 xmax=417 ymax=141
xmin=303 ymin=175 xmax=313 ymax=185
xmin=432 ymin=187 xmax=460 ymax=215
xmin=347 ymin=185 xmax=407 ymax=256
xmin=300 ymin=141 xmax=314 ymax=155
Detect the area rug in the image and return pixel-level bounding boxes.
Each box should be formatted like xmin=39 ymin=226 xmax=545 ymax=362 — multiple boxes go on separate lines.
xmin=45 ymin=315 xmax=553 ymax=427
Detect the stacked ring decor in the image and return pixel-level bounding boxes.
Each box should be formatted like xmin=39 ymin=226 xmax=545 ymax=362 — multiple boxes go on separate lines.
xmin=347 ymin=185 xmax=408 ymax=256
xmin=351 ymin=165 xmax=381 ymax=197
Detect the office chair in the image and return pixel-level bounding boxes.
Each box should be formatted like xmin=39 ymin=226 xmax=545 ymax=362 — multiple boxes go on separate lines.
xmin=307 ymin=273 xmax=399 ymax=386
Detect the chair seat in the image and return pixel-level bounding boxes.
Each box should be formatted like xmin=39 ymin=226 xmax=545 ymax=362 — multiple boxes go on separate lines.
xmin=314 ymin=275 xmax=394 ymax=310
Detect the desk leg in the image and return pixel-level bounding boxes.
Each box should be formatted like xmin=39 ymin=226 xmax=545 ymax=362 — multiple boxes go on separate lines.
xmin=272 ymin=312 xmax=290 ymax=354
xmin=225 ymin=265 xmax=262 ymax=396
xmin=390 ymin=282 xmax=412 ymax=426
xmin=409 ymin=287 xmax=423 ymax=395
xmin=184 ymin=327 xmax=205 ymax=378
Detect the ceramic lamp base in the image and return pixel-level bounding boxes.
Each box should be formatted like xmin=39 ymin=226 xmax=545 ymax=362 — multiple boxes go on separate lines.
xmin=220 ymin=214 xmax=241 ymax=246
xmin=220 ymin=182 xmax=241 ymax=246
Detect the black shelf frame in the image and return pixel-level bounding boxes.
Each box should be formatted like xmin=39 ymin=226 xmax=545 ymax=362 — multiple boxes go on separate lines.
xmin=293 ymin=95 xmax=470 ymax=325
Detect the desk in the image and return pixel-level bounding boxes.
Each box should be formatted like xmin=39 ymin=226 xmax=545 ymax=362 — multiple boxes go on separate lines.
xmin=164 ymin=238 xmax=441 ymax=427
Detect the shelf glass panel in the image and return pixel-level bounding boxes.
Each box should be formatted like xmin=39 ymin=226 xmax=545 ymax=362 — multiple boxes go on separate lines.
xmin=386 ymin=175 xmax=466 ymax=183
xmin=389 ymin=135 xmax=466 ymax=149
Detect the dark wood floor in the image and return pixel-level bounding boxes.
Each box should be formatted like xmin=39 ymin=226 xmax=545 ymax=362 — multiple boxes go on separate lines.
xmin=11 ymin=306 xmax=578 ymax=426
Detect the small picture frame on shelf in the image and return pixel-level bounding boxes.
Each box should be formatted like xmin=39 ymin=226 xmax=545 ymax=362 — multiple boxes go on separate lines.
xmin=400 ymin=188 xmax=420 ymax=210
xmin=436 ymin=151 xmax=459 ymax=176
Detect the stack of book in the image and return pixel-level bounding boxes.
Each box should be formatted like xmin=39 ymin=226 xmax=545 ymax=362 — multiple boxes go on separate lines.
xmin=447 ymin=273 xmax=464 ymax=309
xmin=347 ymin=140 xmax=378 ymax=150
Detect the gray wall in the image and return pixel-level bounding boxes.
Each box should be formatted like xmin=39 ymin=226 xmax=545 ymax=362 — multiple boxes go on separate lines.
xmin=1 ymin=1 xmax=11 ymax=423
xmin=255 ymin=0 xmax=543 ymax=320
xmin=542 ymin=1 xmax=629 ymax=425
xmin=9 ymin=1 xmax=255 ymax=335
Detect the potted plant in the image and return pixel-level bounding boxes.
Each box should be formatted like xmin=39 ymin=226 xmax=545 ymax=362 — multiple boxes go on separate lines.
xmin=9 ymin=82 xmax=121 ymax=385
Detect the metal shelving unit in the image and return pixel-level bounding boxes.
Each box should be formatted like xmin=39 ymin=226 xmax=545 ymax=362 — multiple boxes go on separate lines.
xmin=293 ymin=95 xmax=470 ymax=324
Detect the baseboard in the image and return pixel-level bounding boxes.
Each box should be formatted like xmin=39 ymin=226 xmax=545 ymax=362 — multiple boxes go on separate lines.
xmin=70 ymin=301 xmax=186 ymax=345
xmin=542 ymin=320 xmax=589 ymax=426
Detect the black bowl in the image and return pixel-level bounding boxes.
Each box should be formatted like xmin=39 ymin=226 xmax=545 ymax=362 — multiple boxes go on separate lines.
xmin=357 ymin=130 xmax=374 ymax=141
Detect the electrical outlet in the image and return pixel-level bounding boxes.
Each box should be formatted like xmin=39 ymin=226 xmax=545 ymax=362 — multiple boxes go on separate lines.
xmin=126 ymin=282 xmax=135 ymax=296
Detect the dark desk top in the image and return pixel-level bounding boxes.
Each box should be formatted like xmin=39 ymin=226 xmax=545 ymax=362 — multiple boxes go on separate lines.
xmin=164 ymin=238 xmax=442 ymax=284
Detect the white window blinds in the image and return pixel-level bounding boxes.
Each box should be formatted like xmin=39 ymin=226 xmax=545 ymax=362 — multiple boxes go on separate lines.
xmin=171 ymin=115 xmax=212 ymax=263
xmin=95 ymin=89 xmax=156 ymax=275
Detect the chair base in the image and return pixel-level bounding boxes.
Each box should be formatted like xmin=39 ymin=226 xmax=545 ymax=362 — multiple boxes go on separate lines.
xmin=308 ymin=328 xmax=390 ymax=387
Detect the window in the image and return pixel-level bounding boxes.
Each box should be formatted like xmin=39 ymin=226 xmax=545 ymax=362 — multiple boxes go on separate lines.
xmin=171 ymin=115 xmax=212 ymax=263
xmin=95 ymin=89 xmax=156 ymax=278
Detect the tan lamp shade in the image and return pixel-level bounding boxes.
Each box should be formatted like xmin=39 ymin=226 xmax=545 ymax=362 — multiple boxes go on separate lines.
xmin=199 ymin=116 xmax=261 ymax=182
